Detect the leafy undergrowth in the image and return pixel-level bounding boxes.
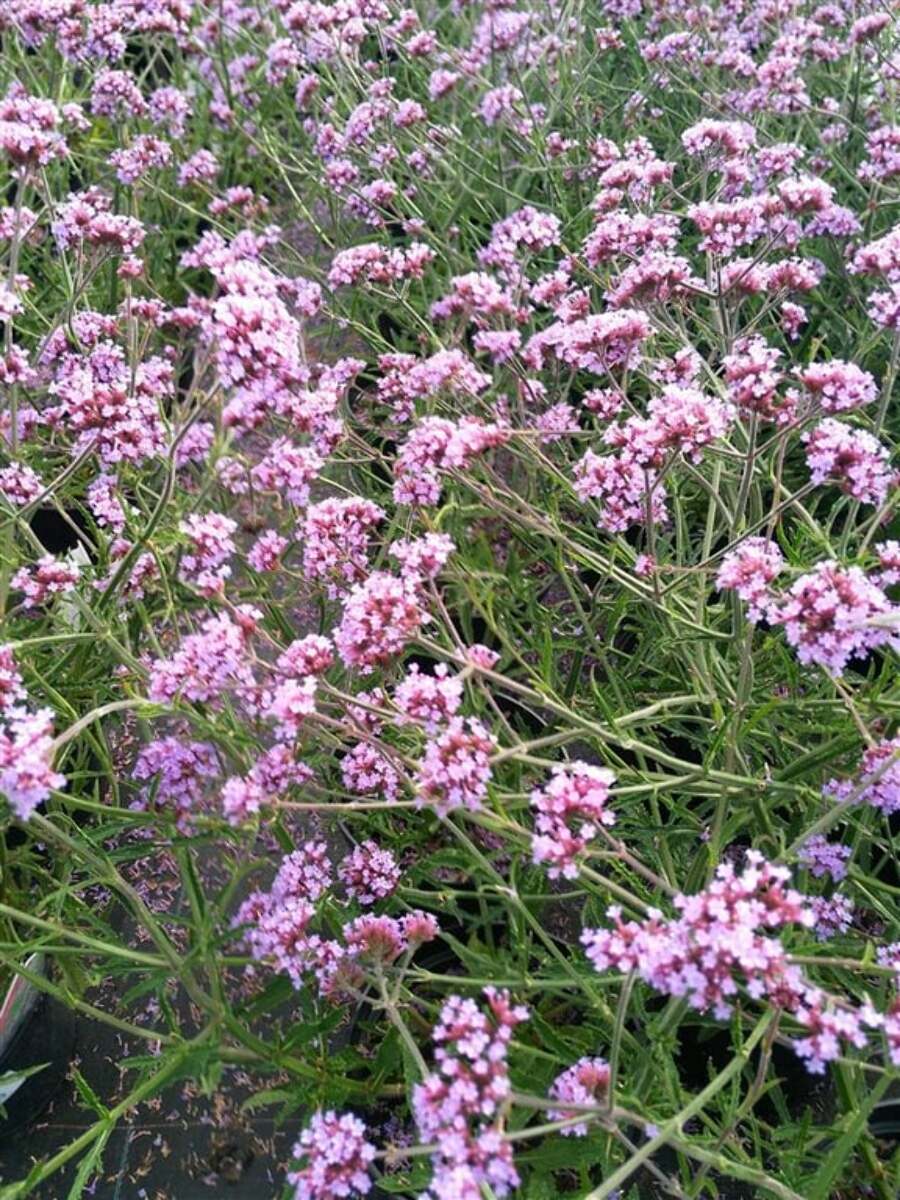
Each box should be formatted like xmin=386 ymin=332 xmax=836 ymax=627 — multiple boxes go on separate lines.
xmin=1 ymin=1 xmax=900 ymax=1198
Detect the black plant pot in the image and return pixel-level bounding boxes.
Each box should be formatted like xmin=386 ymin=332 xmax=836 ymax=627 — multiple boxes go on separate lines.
xmin=0 ymin=960 xmax=77 ymax=1135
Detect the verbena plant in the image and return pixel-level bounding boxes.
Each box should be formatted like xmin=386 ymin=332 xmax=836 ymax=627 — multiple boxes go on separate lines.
xmin=0 ymin=1 xmax=900 ymax=1197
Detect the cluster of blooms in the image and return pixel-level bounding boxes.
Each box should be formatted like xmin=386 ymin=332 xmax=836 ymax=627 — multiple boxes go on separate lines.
xmin=768 ymin=563 xmax=898 ymax=676
xmin=574 ymin=449 xmax=668 ymax=534
xmin=248 ymin=529 xmax=288 ymax=573
xmin=823 ymin=738 xmax=900 ymax=815
xmin=811 ymin=895 xmax=855 ymax=941
xmin=583 ymin=854 xmax=811 ymax=1016
xmin=109 ymin=134 xmax=172 ymax=185
xmin=0 ymin=646 xmax=25 ymax=715
xmin=287 ymin=1111 xmax=376 ymax=1200
xmin=581 ymin=853 xmax=878 ymax=1071
xmin=394 ymin=413 xmax=507 ymax=506
xmin=607 ymin=385 xmax=733 ymax=466
xmin=393 ymin=663 xmax=462 ymax=732
xmin=52 ymin=189 xmax=145 ymax=256
xmin=389 ymin=534 xmax=455 ymax=584
xmin=412 ymin=990 xmax=529 ymax=1199
xmin=875 ymin=541 xmax=900 ymax=587
xmin=793 ymin=362 xmax=878 ymax=414
xmin=0 ymin=645 xmax=65 ymax=821
xmin=252 ymin=438 xmax=323 ymax=507
xmin=147 ymin=609 xmax=257 ymax=706
xmin=338 ymin=841 xmax=400 ymax=905
xmin=802 ymin=420 xmax=893 ymax=506
xmin=799 ymin=836 xmax=851 ymax=882
xmin=132 ymin=737 xmax=219 ymax=832
xmin=235 ymin=840 xmax=438 ymax=997
xmin=718 ymin=549 xmax=899 ymax=674
xmin=566 ymin=343 xmax=738 ymax=531
xmin=0 ymin=85 xmax=67 ymax=167
xmin=530 ymin=763 xmax=616 ymax=879
xmin=12 ymin=554 xmax=80 ymax=609
xmin=178 ymin=513 xmax=237 ymax=595
xmin=0 ymin=462 xmax=42 ymax=508
xmin=45 ymin=336 xmax=170 ymax=466
xmin=547 ymin=1058 xmax=611 ymax=1137
xmin=340 ymin=741 xmax=401 ymax=803
xmin=526 ymin=309 xmax=652 ymax=375
xmin=221 ymin=745 xmax=314 ymax=827
xmin=414 ymin=718 xmax=496 ymax=816
xmin=267 ymin=675 xmax=318 ymax=740
xmin=716 ymin=539 xmax=784 ymax=622
xmin=301 ymin=497 xmax=384 ymax=594
xmin=328 ymin=242 xmax=434 ymax=289
xmin=335 ymin=572 xmax=427 ymax=674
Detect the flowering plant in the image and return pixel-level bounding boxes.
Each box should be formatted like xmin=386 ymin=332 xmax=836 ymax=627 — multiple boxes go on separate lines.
xmin=1 ymin=1 xmax=900 ymax=1198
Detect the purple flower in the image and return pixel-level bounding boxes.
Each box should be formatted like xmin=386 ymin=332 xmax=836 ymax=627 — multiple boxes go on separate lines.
xmin=531 ymin=763 xmax=616 ymax=879
xmin=799 ymin=836 xmax=851 ymax=881
xmin=339 ymin=840 xmax=400 ymax=905
xmin=547 ymin=1058 xmax=611 ymax=1136
xmin=415 ymin=718 xmax=496 ymax=815
xmin=287 ymin=1111 xmax=375 ymax=1200
xmin=768 ymin=562 xmax=898 ymax=675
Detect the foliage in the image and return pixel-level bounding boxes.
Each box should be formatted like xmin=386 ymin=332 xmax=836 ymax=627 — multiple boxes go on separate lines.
xmin=0 ymin=1 xmax=899 ymax=1198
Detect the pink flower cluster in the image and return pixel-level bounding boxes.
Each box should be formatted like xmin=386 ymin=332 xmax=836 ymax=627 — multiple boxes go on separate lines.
xmin=45 ymin=338 xmax=169 ymax=466
xmin=179 ymin=512 xmax=237 ymax=595
xmin=52 ymin=189 xmax=145 ymax=256
xmin=583 ymin=854 xmax=811 ymax=1018
xmin=412 ymin=989 xmax=528 ymax=1200
xmin=148 ymin=609 xmax=257 ymax=705
xmin=12 ymin=554 xmax=80 ymax=609
xmin=340 ymin=741 xmax=400 ymax=803
xmin=301 ymin=497 xmax=385 ymax=594
xmin=716 ymin=538 xmax=784 ymax=622
xmin=769 ymin=562 xmax=898 ymax=675
xmin=394 ymin=413 xmax=507 ymax=507
xmin=252 ymin=438 xmax=323 ymax=507
xmin=287 ymin=1111 xmax=376 ymax=1200
xmin=582 ymin=853 xmax=877 ymax=1071
xmin=574 ymin=449 xmax=667 ymax=534
xmin=823 ymin=737 xmax=900 ymax=815
xmin=339 ymin=840 xmax=400 ymax=905
xmin=607 ymin=385 xmax=733 ymax=466
xmin=132 ymin=737 xmax=219 ymax=831
xmin=547 ymin=1057 xmax=611 ymax=1137
xmin=802 ymin=420 xmax=893 ymax=506
xmin=393 ymin=663 xmax=462 ymax=732
xmin=335 ymin=571 xmax=427 ymax=674
xmin=236 ymin=844 xmax=437 ymax=997
xmin=531 ymin=762 xmax=616 ymax=879
xmin=526 ymin=309 xmax=652 ymax=375
xmin=795 ymin=361 xmax=878 ymax=414
xmin=415 ymin=718 xmax=496 ymax=816
xmin=328 ymin=242 xmax=434 ymax=289
xmin=0 ymin=706 xmax=65 ymax=821
xmin=723 ymin=337 xmax=785 ymax=420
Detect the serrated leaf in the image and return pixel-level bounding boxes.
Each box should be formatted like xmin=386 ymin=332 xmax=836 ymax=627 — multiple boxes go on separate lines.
xmin=67 ymin=1127 xmax=112 ymax=1200
xmin=71 ymin=1067 xmax=108 ymax=1118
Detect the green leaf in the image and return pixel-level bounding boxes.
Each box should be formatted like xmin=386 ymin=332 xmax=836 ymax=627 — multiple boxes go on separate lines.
xmin=518 ymin=1131 xmax=610 ymax=1170
xmin=66 ymin=1127 xmax=113 ymax=1200
xmin=71 ymin=1067 xmax=109 ymax=1118
xmin=0 ymin=1061 xmax=49 ymax=1113
xmin=241 ymin=1086 xmax=303 ymax=1121
xmin=807 ymin=1073 xmax=891 ymax=1200
xmin=524 ymin=1172 xmax=557 ymax=1200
